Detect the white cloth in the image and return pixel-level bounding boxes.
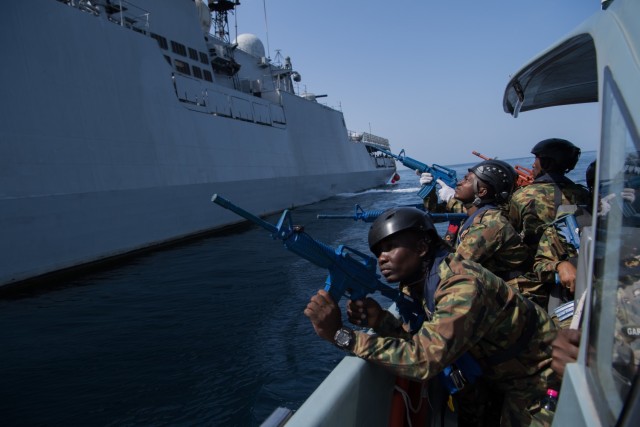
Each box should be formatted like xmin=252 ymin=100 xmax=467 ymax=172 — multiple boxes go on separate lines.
xmin=436 ymin=178 xmax=455 ymax=203
xmin=598 ymin=188 xmax=636 ymax=216
xmin=419 ymin=171 xmax=433 ymax=185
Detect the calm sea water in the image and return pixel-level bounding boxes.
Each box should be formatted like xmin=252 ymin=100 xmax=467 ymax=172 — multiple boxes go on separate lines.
xmin=0 ymin=151 xmax=596 ymax=426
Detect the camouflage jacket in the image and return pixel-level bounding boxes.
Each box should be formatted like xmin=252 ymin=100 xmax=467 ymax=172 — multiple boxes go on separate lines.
xmin=534 ymin=223 xmax=579 ymax=285
xmin=352 ymin=254 xmax=558 ymax=391
xmin=422 ymin=194 xmax=466 ymax=214
xmin=508 ymin=174 xmax=591 ymax=259
xmin=455 ymin=207 xmax=529 ymax=280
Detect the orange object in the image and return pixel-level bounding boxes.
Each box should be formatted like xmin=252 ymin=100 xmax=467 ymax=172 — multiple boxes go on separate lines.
xmin=388 ymin=377 xmax=430 ymax=427
xmin=472 ymin=151 xmax=534 ymax=188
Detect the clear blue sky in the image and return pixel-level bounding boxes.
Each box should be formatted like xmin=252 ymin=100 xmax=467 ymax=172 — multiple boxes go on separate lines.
xmin=227 ymin=0 xmax=601 ymax=165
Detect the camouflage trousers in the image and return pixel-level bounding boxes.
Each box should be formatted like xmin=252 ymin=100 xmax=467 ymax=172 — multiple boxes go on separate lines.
xmin=506 ymin=274 xmax=550 ymax=310
xmin=498 ymin=374 xmax=557 ymax=427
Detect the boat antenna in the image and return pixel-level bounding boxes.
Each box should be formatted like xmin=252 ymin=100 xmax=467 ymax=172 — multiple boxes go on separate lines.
xmin=273 ymin=49 xmax=283 ymax=67
xmin=262 ymin=0 xmax=271 ymax=59
xmin=208 ymin=0 xmax=239 ymax=43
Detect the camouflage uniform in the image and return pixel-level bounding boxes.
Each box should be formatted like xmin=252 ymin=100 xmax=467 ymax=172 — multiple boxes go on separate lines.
xmin=352 ymin=254 xmax=559 ymax=426
xmin=533 ymin=224 xmax=578 ymax=327
xmin=508 ymin=174 xmax=591 ymax=257
xmin=422 ymin=196 xmax=466 ymax=246
xmin=455 ymin=207 xmax=530 ymax=284
xmin=509 ymin=175 xmax=591 ymax=306
xmin=422 ymin=193 xmax=466 ymax=214
xmin=533 ymin=225 xmax=577 ymax=286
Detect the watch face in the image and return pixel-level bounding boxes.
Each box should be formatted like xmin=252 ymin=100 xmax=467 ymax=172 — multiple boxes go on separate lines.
xmin=335 ymin=328 xmax=352 ymax=348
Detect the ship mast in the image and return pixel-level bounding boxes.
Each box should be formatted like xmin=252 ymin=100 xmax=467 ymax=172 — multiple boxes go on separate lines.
xmin=208 ymin=0 xmax=239 ymax=42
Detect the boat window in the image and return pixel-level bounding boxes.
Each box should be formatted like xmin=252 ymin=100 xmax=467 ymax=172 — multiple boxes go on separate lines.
xmin=188 ymin=47 xmax=199 ymax=61
xmin=150 ymin=33 xmax=168 ymax=50
xmin=203 ymin=70 xmax=213 ymax=82
xmin=589 ymin=67 xmax=640 ymax=424
xmin=174 ymin=59 xmax=190 ymax=76
xmin=199 ymin=52 xmax=209 ymax=65
xmin=171 ymin=41 xmax=187 ymax=57
xmin=192 ymin=66 xmax=203 ymax=80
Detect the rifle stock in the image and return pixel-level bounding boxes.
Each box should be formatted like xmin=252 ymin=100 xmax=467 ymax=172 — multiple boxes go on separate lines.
xmin=472 ymin=150 xmax=534 ymax=187
xmin=211 ymin=194 xmax=423 ymax=323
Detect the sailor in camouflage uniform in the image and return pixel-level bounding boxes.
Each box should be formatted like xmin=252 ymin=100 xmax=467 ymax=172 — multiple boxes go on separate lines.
xmin=534 ymin=162 xmax=596 ymax=310
xmin=449 ymin=160 xmax=534 ymax=425
xmin=534 ymin=222 xmax=579 ymax=321
xmin=535 ymin=225 xmax=578 ymax=286
xmin=421 ymin=160 xmax=538 ymax=306
xmin=304 ymin=207 xmax=559 ymax=426
xmin=452 ymin=160 xmax=530 ymax=282
xmin=509 ymin=139 xmax=592 ymax=307
xmin=418 ymin=172 xmax=466 ymax=246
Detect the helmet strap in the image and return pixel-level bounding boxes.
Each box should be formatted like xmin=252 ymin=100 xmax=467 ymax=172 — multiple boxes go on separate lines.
xmin=471 ymin=176 xmax=483 ymax=207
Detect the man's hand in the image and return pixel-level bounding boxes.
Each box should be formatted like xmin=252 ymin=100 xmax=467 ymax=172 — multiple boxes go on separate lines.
xmin=304 ymin=289 xmax=343 ymax=342
xmin=556 ymin=261 xmax=577 ymax=293
xmin=347 ymin=298 xmax=383 ymax=328
xmin=436 ymin=179 xmax=456 ymax=203
xmin=551 ymin=328 xmax=581 ymax=377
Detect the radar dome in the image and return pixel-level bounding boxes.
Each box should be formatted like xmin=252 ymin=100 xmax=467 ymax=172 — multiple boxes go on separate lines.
xmin=235 ymin=34 xmax=266 ymax=58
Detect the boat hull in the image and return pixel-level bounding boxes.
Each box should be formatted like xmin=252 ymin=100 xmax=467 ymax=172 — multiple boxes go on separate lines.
xmin=0 ymin=0 xmax=394 ymax=286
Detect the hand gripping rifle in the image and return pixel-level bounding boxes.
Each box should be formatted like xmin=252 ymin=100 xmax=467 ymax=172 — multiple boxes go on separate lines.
xmin=551 ymin=206 xmax=583 ymax=320
xmin=317 ymin=203 xmax=467 ymax=224
xmin=211 ymin=194 xmax=423 ymax=324
xmin=376 ymin=148 xmax=458 ymax=199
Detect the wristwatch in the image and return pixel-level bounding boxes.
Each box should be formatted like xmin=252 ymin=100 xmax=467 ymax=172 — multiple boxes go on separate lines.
xmin=334 ymin=327 xmax=355 ymax=351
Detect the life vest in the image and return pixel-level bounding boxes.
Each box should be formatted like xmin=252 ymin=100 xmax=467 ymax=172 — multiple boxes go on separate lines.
xmin=422 ymin=250 xmax=483 ymax=395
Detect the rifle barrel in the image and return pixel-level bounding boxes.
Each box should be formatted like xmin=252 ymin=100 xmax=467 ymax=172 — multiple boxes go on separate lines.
xmin=211 ymin=194 xmax=279 ymax=234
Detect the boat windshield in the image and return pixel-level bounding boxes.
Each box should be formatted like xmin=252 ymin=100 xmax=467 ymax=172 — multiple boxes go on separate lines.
xmin=588 ymin=68 xmax=640 ymax=424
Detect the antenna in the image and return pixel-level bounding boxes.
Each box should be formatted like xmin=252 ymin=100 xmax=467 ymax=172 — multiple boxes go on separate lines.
xmin=262 ymin=0 xmax=271 ymax=59
xmin=273 ymin=49 xmax=283 ymax=67
xmin=208 ymin=0 xmax=240 ymax=42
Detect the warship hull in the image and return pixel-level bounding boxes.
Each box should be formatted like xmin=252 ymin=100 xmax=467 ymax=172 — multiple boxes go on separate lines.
xmin=0 ymin=0 xmax=395 ymax=287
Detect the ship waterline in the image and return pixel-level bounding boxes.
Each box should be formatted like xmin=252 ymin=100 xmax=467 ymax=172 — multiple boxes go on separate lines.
xmin=0 ymin=0 xmax=395 ymax=286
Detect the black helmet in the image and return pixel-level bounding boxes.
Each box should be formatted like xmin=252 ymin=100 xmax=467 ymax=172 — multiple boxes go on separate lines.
xmin=469 ymin=160 xmax=517 ymax=203
xmin=531 ymin=138 xmax=581 ymax=173
xmin=368 ymin=207 xmax=436 ymax=254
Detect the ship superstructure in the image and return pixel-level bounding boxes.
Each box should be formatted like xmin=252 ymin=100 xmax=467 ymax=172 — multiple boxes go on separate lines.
xmin=0 ymin=0 xmax=395 ymax=287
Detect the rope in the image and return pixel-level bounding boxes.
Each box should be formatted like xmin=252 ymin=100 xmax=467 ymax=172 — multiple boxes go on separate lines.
xmin=393 ymin=384 xmax=424 ymax=427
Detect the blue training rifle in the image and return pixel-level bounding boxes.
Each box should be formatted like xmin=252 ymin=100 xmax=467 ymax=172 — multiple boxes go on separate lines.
xmin=556 ymin=213 xmax=581 ymax=252
xmin=317 ymin=203 xmax=467 ymax=224
xmin=377 ymin=148 xmax=458 ymax=199
xmin=211 ymin=194 xmax=423 ymax=324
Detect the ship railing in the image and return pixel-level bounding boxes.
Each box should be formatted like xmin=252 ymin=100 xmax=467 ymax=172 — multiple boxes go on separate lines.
xmin=348 ymin=131 xmax=391 ymax=150
xmin=60 ymin=0 xmax=151 ymax=32
xmin=103 ymin=0 xmax=150 ymax=31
